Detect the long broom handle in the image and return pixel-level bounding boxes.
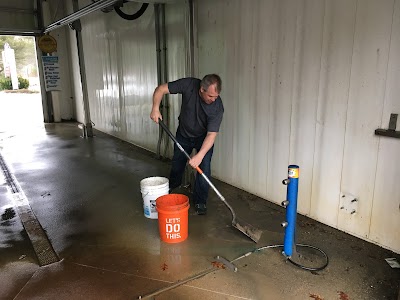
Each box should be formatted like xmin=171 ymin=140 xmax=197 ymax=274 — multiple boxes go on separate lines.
xmin=158 ymin=119 xmax=237 ymax=222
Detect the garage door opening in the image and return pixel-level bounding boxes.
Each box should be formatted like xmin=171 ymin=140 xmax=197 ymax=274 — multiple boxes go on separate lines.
xmin=0 ymin=35 xmax=43 ymax=140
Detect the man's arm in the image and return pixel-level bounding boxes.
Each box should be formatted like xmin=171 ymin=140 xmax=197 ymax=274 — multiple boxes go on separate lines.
xmin=150 ymin=83 xmax=169 ymax=123
xmin=189 ymin=132 xmax=218 ymax=168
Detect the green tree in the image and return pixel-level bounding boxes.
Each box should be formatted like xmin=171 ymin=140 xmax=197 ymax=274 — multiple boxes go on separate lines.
xmin=0 ymin=36 xmax=37 ymax=77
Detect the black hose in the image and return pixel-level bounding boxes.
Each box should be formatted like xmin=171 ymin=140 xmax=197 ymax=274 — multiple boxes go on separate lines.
xmin=114 ymin=3 xmax=149 ymax=20
xmin=233 ymin=243 xmax=329 ymax=272
xmin=287 ymin=244 xmax=329 ymax=271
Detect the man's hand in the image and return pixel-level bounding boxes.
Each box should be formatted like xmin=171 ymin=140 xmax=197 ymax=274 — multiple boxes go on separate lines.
xmin=189 ymin=132 xmax=218 ymax=168
xmin=150 ymin=109 xmax=162 ymax=123
xmin=150 ymin=83 xmax=169 ymax=123
xmin=189 ymin=153 xmax=205 ymax=169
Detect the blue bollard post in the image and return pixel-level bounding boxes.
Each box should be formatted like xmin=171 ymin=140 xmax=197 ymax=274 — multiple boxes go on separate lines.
xmin=282 ymin=165 xmax=299 ymax=257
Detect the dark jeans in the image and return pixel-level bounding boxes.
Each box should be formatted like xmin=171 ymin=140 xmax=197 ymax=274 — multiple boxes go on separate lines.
xmin=169 ymin=129 xmax=214 ymax=205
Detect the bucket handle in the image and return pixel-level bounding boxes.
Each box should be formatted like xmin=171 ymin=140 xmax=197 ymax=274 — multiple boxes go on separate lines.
xmin=142 ymin=187 xmax=169 ymax=197
xmin=142 ymin=191 xmax=161 ymax=197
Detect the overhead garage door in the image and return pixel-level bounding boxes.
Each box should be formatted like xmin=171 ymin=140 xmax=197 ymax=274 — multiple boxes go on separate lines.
xmin=0 ymin=0 xmax=41 ymax=35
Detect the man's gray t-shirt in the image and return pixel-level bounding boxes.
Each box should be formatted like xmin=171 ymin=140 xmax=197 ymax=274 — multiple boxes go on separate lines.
xmin=168 ymin=77 xmax=224 ymax=138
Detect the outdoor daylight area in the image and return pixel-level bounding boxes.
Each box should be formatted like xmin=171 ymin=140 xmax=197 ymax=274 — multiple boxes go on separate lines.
xmin=0 ymin=35 xmax=43 ymax=142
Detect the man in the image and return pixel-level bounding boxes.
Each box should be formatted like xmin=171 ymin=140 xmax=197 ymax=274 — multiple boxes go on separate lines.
xmin=150 ymin=74 xmax=224 ymax=215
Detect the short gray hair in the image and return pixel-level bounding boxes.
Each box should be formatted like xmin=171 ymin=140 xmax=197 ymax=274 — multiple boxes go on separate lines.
xmin=200 ymin=74 xmax=222 ymax=93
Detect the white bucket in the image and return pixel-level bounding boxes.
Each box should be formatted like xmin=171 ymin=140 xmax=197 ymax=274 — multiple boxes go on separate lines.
xmin=140 ymin=177 xmax=169 ymax=219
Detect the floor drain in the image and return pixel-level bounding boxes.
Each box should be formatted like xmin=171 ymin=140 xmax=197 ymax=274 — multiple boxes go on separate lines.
xmin=0 ymin=153 xmax=59 ymax=266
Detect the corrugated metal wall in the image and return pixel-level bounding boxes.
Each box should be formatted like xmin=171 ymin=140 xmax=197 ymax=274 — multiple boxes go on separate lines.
xmin=67 ymin=0 xmax=399 ymax=252
xmin=73 ymin=0 xmax=188 ymax=151
xmin=198 ymin=0 xmax=399 ymax=253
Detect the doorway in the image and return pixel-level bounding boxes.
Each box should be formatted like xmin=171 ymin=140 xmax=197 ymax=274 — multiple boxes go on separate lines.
xmin=0 ymin=35 xmax=44 ymax=142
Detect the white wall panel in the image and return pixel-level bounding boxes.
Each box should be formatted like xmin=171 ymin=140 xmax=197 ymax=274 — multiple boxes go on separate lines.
xmin=369 ymin=0 xmax=400 ymax=252
xmin=310 ymin=0 xmax=357 ymax=227
xmin=199 ymin=0 xmax=298 ymax=203
xmin=230 ymin=2 xmax=254 ymax=192
xmin=338 ymin=0 xmax=393 ymax=239
xmin=288 ymin=0 xmax=325 ymax=215
xmin=265 ymin=1 xmax=297 ymax=205
xmin=195 ymin=0 xmax=400 ymax=252
xmin=76 ymin=0 xmax=188 ymax=152
xmin=81 ymin=2 xmax=156 ymax=150
xmin=248 ymin=1 xmax=275 ymax=198
xmin=207 ymin=0 xmax=239 ymax=185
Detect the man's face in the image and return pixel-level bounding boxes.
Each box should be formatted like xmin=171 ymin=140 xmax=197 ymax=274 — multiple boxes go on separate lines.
xmin=199 ymin=84 xmax=219 ymax=104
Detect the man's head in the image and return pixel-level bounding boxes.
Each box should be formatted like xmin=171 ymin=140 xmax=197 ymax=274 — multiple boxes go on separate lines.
xmin=199 ymin=74 xmax=222 ymax=104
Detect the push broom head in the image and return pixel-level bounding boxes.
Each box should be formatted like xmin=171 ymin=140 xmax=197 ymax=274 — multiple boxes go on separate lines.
xmin=233 ymin=218 xmax=262 ymax=243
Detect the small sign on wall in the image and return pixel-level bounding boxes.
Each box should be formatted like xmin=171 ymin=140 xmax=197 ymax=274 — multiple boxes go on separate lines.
xmin=38 ymin=34 xmax=57 ymax=54
xmin=42 ymin=56 xmax=61 ymax=91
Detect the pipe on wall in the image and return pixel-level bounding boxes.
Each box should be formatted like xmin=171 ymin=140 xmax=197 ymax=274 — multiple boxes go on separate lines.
xmin=114 ymin=2 xmax=149 ymax=20
xmin=188 ymin=0 xmax=196 ymax=77
xmin=155 ymin=3 xmax=169 ymax=159
xmin=71 ymin=0 xmax=93 ymax=137
xmin=161 ymin=3 xmax=170 ymax=158
xmin=181 ymin=0 xmax=196 ymax=189
xmin=155 ymin=3 xmax=163 ymax=158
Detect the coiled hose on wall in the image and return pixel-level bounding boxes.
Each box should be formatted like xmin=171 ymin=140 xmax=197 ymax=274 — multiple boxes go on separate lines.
xmin=114 ymin=2 xmax=149 ymax=20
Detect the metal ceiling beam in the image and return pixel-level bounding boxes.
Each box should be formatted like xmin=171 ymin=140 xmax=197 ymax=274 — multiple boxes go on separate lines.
xmin=0 ymin=6 xmax=36 ymax=14
xmin=43 ymin=0 xmax=120 ymax=33
xmin=0 ymin=28 xmax=42 ymax=36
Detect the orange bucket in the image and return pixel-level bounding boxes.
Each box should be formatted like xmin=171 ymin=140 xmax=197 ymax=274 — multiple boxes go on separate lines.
xmin=156 ymin=194 xmax=190 ymax=243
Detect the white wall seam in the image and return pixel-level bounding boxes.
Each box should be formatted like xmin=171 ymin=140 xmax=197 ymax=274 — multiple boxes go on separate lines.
xmin=264 ymin=1 xmax=278 ymax=200
xmin=367 ymin=0 xmax=396 ymax=239
xmin=288 ymin=1 xmax=301 ymax=170
xmin=267 ymin=1 xmax=297 ymax=203
xmin=310 ymin=0 xmax=327 ymax=218
xmin=340 ymin=0 xmax=394 ymax=238
xmin=336 ymin=0 xmax=359 ymax=227
xmin=248 ymin=4 xmax=257 ymax=192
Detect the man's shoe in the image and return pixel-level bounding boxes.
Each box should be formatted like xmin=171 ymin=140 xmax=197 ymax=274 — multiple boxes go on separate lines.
xmin=195 ymin=204 xmax=207 ymax=215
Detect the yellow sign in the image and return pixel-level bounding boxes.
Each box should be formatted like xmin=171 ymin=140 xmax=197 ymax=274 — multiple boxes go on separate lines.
xmin=288 ymin=168 xmax=299 ymax=178
xmin=38 ymin=35 xmax=57 ymax=53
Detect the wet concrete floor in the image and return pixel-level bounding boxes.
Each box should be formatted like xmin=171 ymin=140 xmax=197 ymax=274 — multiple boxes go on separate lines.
xmin=0 ymin=123 xmax=399 ymax=300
